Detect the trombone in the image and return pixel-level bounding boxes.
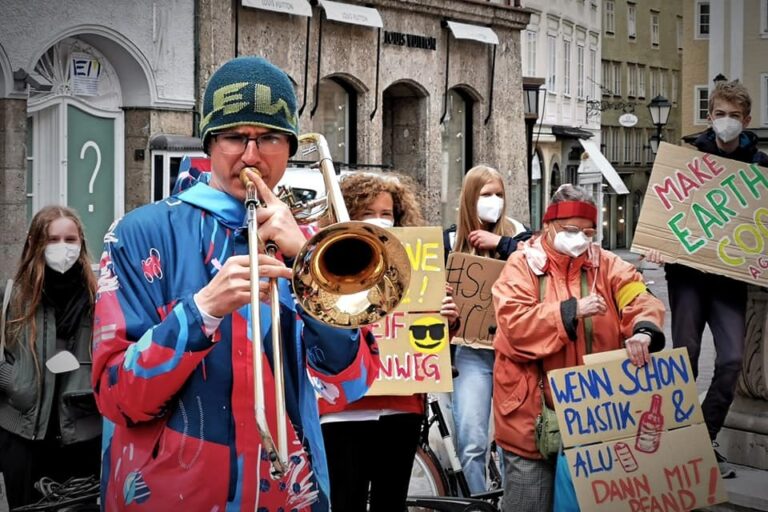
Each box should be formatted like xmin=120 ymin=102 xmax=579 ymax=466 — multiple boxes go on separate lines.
xmin=240 ymin=133 xmax=411 ymax=479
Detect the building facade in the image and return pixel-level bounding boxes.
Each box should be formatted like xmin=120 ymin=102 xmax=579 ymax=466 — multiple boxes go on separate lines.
xmin=0 ymin=0 xmax=531 ymax=282
xmin=521 ymin=0 xmax=623 ymax=236
xmin=599 ymin=0 xmax=682 ymax=249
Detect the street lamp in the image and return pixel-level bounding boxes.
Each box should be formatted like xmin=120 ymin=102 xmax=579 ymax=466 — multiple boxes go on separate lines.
xmin=647 ymin=95 xmax=671 ymax=155
xmin=713 ymin=73 xmax=728 ymax=87
xmin=523 ymin=77 xmax=544 ymax=222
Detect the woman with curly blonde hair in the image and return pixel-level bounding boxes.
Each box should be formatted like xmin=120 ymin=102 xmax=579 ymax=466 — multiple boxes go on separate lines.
xmin=319 ymin=171 xmax=458 ymax=512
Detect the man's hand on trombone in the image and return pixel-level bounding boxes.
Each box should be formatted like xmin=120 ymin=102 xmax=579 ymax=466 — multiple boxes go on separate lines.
xmin=243 ymin=169 xmax=306 ymax=260
xmin=196 ymin=254 xmax=292 ymax=318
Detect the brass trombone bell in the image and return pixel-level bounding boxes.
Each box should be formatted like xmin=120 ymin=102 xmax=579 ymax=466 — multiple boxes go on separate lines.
xmin=291 ymin=133 xmax=411 ymax=328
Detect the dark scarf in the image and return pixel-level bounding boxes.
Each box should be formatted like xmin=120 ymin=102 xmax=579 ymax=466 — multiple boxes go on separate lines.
xmin=42 ymin=263 xmax=90 ymax=341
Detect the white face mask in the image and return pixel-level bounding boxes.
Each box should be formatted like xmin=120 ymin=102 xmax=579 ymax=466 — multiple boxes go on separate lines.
xmin=552 ymin=229 xmax=591 ymax=258
xmin=362 ymin=217 xmax=394 ymax=229
xmin=712 ymin=117 xmax=743 ymax=143
xmin=477 ymin=195 xmax=504 ymax=224
xmin=44 ymin=242 xmax=81 ymax=274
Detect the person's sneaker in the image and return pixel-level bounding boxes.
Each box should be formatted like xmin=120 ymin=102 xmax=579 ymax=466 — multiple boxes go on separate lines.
xmin=713 ymin=447 xmax=736 ymax=479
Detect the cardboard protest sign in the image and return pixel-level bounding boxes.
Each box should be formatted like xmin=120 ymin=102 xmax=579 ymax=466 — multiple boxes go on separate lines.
xmin=445 ymin=253 xmax=506 ymax=349
xmin=367 ymin=227 xmax=453 ymax=395
xmin=632 ymin=142 xmax=768 ymax=287
xmin=548 ymin=348 xmax=727 ymax=511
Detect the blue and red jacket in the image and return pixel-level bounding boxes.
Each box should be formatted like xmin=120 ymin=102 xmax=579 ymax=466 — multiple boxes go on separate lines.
xmin=92 ymin=180 xmax=379 ymax=511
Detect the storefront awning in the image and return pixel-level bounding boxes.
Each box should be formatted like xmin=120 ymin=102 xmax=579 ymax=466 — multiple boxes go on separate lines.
xmin=578 ymin=139 xmax=629 ymax=194
xmin=241 ymin=0 xmax=312 ymax=17
xmin=318 ymin=0 xmax=382 ymax=28
xmin=445 ymin=21 xmax=499 ymax=45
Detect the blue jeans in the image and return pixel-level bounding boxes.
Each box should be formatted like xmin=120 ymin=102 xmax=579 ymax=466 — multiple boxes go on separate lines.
xmin=452 ymin=345 xmax=495 ymax=495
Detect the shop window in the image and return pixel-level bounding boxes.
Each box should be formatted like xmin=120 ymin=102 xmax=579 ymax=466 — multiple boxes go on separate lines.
xmin=441 ymin=89 xmax=474 ymax=228
xmin=311 ymin=78 xmax=357 ymax=165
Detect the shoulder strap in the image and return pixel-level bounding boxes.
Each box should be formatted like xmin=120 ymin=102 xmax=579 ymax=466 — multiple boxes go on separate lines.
xmin=1 ymin=279 xmax=13 ymax=362
xmin=537 ymin=272 xmax=593 ymax=354
xmin=581 ymin=270 xmax=593 ymax=355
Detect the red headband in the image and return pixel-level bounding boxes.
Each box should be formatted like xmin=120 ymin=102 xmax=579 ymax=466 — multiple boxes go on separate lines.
xmin=542 ymin=201 xmax=598 ymax=225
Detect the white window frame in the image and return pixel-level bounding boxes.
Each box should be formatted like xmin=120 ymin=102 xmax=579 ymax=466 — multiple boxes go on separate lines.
xmin=576 ymin=44 xmax=585 ymax=99
xmin=605 ymin=0 xmax=615 ymax=35
xmin=589 ymin=48 xmax=597 ymax=98
xmin=650 ymin=11 xmax=660 ymax=47
xmin=671 ymin=71 xmax=678 ymax=105
xmin=634 ymin=129 xmax=643 ymax=164
xmin=627 ymin=63 xmax=637 ymax=98
xmin=694 ymin=85 xmax=709 ymax=125
xmin=762 ymin=73 xmax=768 ymax=125
xmin=638 ymin=65 xmax=646 ymax=98
xmin=623 ymin=128 xmax=631 ymax=164
xmin=627 ymin=3 xmax=637 ymax=39
xmin=602 ymin=60 xmax=611 ymax=97
xmin=526 ymin=30 xmax=537 ymax=77
xmin=660 ymin=69 xmax=666 ymax=97
xmin=563 ymin=39 xmax=572 ymax=96
xmin=762 ymin=0 xmax=768 ymax=37
xmin=548 ymin=34 xmax=557 ymax=93
xmin=696 ymin=0 xmax=710 ymax=40
xmin=613 ymin=61 xmax=621 ymax=96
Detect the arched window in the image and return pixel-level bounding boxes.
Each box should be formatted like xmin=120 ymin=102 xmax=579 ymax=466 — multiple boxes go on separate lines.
xmin=311 ymin=77 xmax=356 ymax=165
xmin=440 ymin=89 xmax=474 ymax=228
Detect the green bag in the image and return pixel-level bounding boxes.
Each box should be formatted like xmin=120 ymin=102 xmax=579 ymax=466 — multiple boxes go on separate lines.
xmin=534 ymin=271 xmax=593 ymax=461
xmin=535 ymin=381 xmax=562 ymax=460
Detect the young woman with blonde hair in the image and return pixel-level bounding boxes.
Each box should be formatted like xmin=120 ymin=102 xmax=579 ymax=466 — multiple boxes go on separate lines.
xmin=445 ymin=164 xmax=531 ymax=495
xmin=0 ymin=205 xmax=100 ymax=507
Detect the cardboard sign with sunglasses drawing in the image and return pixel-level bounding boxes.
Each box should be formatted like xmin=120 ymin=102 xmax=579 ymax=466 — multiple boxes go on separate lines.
xmin=366 ymin=227 xmax=453 ymax=395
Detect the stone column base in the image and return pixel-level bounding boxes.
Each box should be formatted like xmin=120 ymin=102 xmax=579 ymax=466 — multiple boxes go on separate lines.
xmin=719 ymin=394 xmax=768 ymax=470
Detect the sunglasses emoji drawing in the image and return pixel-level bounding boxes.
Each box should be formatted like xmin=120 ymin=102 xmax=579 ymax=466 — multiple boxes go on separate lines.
xmin=408 ymin=316 xmax=448 ymax=354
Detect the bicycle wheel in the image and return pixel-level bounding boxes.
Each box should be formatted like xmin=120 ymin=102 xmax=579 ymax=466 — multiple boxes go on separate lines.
xmin=409 ymin=446 xmax=448 ymax=498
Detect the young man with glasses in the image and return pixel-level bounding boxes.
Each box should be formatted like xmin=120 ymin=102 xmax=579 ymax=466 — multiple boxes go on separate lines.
xmin=91 ymin=56 xmax=380 ymax=511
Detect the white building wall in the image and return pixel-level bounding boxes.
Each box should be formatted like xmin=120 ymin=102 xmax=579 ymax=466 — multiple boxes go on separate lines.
xmin=0 ymin=0 xmax=195 ymax=108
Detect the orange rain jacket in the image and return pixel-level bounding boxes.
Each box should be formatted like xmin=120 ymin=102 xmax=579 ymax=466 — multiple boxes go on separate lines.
xmin=492 ymin=235 xmax=665 ymax=459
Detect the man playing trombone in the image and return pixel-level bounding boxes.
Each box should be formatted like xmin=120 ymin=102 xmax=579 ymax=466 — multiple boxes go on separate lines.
xmin=91 ymin=56 xmax=380 ymax=511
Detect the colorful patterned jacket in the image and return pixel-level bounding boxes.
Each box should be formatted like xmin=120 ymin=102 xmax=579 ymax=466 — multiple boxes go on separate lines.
xmin=92 ymin=180 xmax=379 ymax=511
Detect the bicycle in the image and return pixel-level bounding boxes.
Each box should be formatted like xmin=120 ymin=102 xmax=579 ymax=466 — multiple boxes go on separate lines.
xmin=10 ymin=476 xmax=99 ymax=512
xmin=406 ymin=394 xmax=503 ymax=511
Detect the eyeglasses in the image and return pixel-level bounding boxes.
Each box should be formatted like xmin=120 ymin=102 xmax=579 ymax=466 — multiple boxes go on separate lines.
xmin=409 ymin=323 xmax=446 ymax=341
xmin=214 ymin=132 xmax=290 ymax=155
xmin=556 ymin=223 xmax=597 ymax=238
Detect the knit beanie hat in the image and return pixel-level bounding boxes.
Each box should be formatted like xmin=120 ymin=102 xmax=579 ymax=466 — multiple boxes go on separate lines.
xmin=199 ymin=56 xmax=299 ymax=156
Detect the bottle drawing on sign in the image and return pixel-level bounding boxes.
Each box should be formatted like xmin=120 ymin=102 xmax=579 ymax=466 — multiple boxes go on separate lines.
xmin=614 ymin=442 xmax=639 ymax=472
xmin=635 ymin=393 xmax=664 ymax=453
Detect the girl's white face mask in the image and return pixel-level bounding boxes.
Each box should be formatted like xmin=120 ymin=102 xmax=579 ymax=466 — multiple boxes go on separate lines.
xmin=712 ymin=117 xmax=743 ymax=143
xmin=44 ymin=242 xmax=81 ymax=274
xmin=552 ymin=229 xmax=590 ymax=258
xmin=362 ymin=217 xmax=395 ymax=229
xmin=477 ymin=195 xmax=504 ymax=223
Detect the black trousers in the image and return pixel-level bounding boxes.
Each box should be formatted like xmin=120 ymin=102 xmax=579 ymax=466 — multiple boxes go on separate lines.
xmin=666 ymin=270 xmax=746 ymax=441
xmin=0 ymin=428 xmax=101 ymax=508
xmin=322 ymin=412 xmax=423 ymax=512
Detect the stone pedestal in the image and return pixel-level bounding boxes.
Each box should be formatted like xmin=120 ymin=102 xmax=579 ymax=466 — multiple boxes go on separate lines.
xmin=720 ymin=285 xmax=768 ymax=470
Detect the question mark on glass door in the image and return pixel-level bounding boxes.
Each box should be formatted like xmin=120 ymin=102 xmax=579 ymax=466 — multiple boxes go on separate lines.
xmin=80 ymin=141 xmax=101 ymax=213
